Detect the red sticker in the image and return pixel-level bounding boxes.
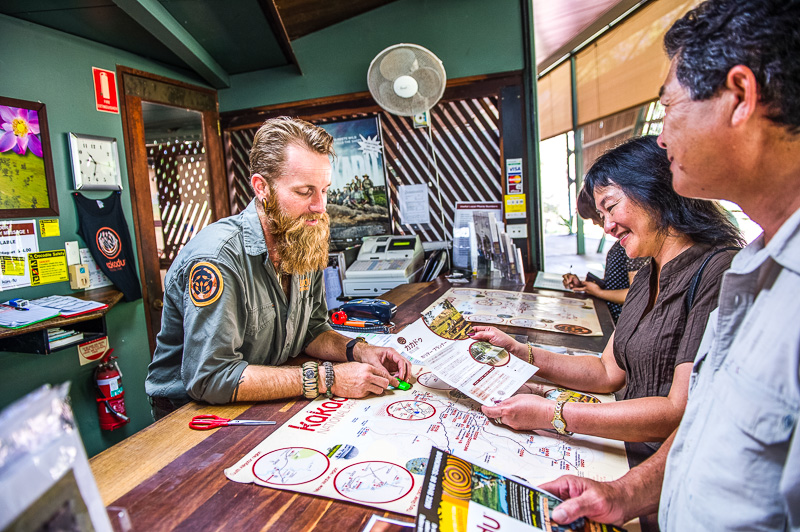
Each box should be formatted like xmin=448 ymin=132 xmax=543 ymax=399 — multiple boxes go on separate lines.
xmin=189 ymin=262 xmax=224 ymax=307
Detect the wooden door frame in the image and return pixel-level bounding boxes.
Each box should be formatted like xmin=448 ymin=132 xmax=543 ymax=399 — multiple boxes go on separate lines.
xmin=118 ymin=66 xmax=230 ymax=356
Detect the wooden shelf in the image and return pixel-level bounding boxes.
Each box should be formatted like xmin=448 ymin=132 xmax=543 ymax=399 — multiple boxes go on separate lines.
xmin=0 ymin=288 xmax=123 ymax=354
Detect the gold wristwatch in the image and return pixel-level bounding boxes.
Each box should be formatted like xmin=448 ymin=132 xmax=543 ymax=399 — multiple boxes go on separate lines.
xmin=551 ymin=392 xmax=573 ymax=436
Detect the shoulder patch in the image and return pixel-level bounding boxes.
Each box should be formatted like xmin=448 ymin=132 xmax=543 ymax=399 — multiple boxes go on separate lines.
xmin=189 ymin=262 xmax=224 ymax=306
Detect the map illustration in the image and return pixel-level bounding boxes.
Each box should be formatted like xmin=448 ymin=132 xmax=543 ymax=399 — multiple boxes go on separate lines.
xmin=252 ymin=447 xmax=329 ymax=486
xmin=225 ymin=366 xmax=628 ymax=516
xmin=334 ymin=461 xmax=414 ymax=503
xmin=426 ymin=288 xmax=603 ymax=337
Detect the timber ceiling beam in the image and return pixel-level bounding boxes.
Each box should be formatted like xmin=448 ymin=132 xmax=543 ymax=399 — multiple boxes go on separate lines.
xmin=112 ymin=0 xmax=231 ymax=89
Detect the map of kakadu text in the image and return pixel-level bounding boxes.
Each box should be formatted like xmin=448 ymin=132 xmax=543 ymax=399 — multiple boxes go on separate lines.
xmin=225 ymin=367 xmax=629 ymax=516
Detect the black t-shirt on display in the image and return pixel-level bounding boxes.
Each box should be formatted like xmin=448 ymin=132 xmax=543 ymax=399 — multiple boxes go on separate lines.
xmin=73 ymin=192 xmax=142 ymax=302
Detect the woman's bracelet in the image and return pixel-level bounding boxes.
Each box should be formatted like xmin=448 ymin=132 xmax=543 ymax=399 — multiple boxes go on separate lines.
xmin=527 ymin=343 xmax=534 ymax=365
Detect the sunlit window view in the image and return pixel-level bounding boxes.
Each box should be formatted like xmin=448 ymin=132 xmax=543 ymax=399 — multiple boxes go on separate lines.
xmin=540 ymin=100 xmax=762 ymax=278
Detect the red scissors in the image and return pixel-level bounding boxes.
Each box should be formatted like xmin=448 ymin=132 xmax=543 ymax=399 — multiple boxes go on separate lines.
xmin=189 ymin=415 xmax=276 ymax=430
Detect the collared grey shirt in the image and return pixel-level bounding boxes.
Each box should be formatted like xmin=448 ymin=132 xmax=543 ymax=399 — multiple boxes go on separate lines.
xmin=660 ymin=207 xmax=800 ymax=531
xmin=145 ymin=200 xmax=332 ymax=406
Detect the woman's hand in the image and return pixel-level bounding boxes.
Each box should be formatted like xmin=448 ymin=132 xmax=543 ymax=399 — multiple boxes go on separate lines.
xmin=468 ymin=326 xmax=525 ymax=359
xmin=562 ymin=273 xmax=584 ymax=289
xmin=481 ymin=394 xmax=556 ymax=431
xmin=573 ymin=280 xmax=601 ymax=297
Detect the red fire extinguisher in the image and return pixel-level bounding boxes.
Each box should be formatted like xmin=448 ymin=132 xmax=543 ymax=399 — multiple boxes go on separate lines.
xmin=94 ymin=348 xmax=130 ymax=431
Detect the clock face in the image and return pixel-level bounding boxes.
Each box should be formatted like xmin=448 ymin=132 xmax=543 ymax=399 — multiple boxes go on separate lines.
xmin=69 ymin=133 xmax=122 ymax=190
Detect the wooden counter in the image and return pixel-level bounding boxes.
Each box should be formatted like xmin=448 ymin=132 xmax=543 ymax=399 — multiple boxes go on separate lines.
xmin=89 ymin=274 xmax=617 ymax=530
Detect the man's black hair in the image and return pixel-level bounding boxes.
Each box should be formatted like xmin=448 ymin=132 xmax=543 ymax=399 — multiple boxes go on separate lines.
xmin=583 ymin=135 xmax=745 ymax=248
xmin=664 ymin=0 xmax=800 ymax=133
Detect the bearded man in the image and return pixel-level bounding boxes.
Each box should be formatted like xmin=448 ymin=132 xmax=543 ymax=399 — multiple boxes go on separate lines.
xmin=146 ymin=117 xmax=410 ymax=419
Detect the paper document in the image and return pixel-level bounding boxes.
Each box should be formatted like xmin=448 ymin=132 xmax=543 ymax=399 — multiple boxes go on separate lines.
xmin=0 ymin=303 xmax=60 ymax=329
xmin=30 ymin=295 xmax=108 ymax=317
xmin=389 ymin=300 xmax=536 ymax=405
xmin=417 ymin=447 xmax=627 ymax=532
xmin=533 ymin=271 xmax=572 ymax=292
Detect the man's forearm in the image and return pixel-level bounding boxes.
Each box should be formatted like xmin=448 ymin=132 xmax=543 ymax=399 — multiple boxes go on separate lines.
xmin=233 ymin=364 xmax=303 ymax=402
xmin=304 ymin=330 xmax=349 ymax=362
xmin=612 ymin=429 xmax=674 ymax=521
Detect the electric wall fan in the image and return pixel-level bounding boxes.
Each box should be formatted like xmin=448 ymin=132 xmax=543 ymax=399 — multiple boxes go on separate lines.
xmin=367 ymin=43 xmax=446 ymax=117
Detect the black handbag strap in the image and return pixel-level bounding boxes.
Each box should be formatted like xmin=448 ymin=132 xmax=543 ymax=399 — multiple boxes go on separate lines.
xmin=684 ymin=246 xmax=741 ymax=313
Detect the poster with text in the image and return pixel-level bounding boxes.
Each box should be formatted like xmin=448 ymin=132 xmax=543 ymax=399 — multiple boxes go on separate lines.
xmin=320 ymin=117 xmax=391 ymax=250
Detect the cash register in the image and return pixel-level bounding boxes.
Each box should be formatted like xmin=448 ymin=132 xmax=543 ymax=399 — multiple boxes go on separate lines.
xmin=342 ymin=235 xmax=425 ymax=297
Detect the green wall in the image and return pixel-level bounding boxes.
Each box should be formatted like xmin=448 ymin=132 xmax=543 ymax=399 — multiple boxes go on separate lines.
xmin=219 ymin=0 xmax=524 ymax=112
xmin=0 ymin=14 xmax=208 ymax=457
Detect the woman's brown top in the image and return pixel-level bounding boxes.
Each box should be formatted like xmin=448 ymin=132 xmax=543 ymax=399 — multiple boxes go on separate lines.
xmin=613 ymin=243 xmax=737 ymax=401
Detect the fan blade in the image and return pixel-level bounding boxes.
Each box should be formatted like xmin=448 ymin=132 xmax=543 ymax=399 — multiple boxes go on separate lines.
xmin=379 ymin=47 xmax=418 ymax=80
xmin=414 ymin=67 xmax=443 ymax=98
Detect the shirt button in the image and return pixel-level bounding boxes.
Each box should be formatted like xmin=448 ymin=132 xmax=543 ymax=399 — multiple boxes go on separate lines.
xmin=734 ymin=295 xmax=740 ymax=305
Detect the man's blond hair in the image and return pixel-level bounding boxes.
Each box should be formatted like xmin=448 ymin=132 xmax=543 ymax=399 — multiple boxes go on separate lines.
xmin=249 ymin=116 xmax=335 ymax=186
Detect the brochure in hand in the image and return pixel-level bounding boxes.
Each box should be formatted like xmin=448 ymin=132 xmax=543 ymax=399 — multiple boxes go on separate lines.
xmin=417 ymin=447 xmax=627 ymax=532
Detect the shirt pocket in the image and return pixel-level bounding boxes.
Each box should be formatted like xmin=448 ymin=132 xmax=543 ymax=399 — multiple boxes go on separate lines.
xmin=245 ymin=302 xmax=276 ymax=336
xmin=713 ymin=366 xmax=795 ymax=497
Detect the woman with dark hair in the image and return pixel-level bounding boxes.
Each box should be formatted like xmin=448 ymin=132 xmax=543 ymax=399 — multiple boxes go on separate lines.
xmin=562 ymin=186 xmax=649 ymax=322
xmin=477 ymin=135 xmax=744 ymax=460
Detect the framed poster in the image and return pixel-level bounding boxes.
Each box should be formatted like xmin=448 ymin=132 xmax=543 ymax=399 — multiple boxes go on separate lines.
xmin=320 ymin=116 xmax=391 ymax=250
xmin=0 ymin=96 xmax=59 ymax=218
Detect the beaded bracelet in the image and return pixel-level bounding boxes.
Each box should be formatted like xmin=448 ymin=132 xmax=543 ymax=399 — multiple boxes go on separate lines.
xmin=322 ymin=361 xmax=334 ymax=399
xmin=301 ymin=361 xmax=319 ymax=399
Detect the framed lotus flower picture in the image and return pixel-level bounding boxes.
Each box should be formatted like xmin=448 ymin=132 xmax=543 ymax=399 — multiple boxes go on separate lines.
xmin=0 ymin=96 xmax=59 ymax=219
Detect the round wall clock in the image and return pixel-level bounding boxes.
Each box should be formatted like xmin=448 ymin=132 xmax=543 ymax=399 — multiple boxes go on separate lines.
xmin=68 ymin=132 xmax=123 ymax=190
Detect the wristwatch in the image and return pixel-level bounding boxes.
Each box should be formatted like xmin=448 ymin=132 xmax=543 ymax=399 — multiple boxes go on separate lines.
xmin=346 ymin=336 xmax=367 ymax=362
xmin=551 ymin=393 xmax=573 ymax=436
xmin=301 ymin=361 xmax=319 ymax=399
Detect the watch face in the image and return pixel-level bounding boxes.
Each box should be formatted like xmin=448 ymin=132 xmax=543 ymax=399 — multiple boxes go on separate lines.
xmin=553 ymin=419 xmax=566 ymax=431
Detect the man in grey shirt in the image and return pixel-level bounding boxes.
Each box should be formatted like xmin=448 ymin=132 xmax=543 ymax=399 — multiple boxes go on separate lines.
xmin=540 ymin=0 xmax=800 ymax=529
xmin=146 ymin=117 xmax=410 ymax=417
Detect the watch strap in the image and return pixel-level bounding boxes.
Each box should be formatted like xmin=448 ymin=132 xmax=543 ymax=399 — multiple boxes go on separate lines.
xmin=552 ymin=392 xmax=573 ymax=436
xmin=346 ymin=337 xmax=367 ymax=362
xmin=301 ymin=361 xmax=319 ymax=399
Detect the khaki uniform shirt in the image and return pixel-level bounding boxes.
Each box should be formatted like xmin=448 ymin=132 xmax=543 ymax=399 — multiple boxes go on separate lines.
xmin=145 ymin=200 xmax=332 ymax=405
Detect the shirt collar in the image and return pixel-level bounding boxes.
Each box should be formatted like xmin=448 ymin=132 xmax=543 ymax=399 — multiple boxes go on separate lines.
xmin=240 ymin=199 xmax=268 ymax=257
xmin=659 ymin=242 xmax=714 ymax=280
xmin=735 ymin=206 xmax=800 ymax=276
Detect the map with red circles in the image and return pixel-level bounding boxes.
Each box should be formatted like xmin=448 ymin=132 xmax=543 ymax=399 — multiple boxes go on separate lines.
xmin=225 ymin=366 xmax=628 ymax=516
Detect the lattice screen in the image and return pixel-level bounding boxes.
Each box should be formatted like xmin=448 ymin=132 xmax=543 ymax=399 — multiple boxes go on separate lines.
xmin=148 ymin=140 xmax=213 ymax=268
xmin=224 ymin=96 xmax=501 ymax=243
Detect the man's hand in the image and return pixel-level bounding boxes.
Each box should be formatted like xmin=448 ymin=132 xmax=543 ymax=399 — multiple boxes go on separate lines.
xmin=354 ymin=343 xmax=411 ymax=383
xmin=539 ymin=476 xmax=630 ymax=526
xmin=331 ymin=362 xmax=396 ymax=398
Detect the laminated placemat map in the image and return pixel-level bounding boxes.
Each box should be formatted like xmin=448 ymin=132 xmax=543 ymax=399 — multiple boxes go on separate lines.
xmin=425 ymin=287 xmax=603 ymax=336
xmin=224 ymin=367 xmax=628 ymax=515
